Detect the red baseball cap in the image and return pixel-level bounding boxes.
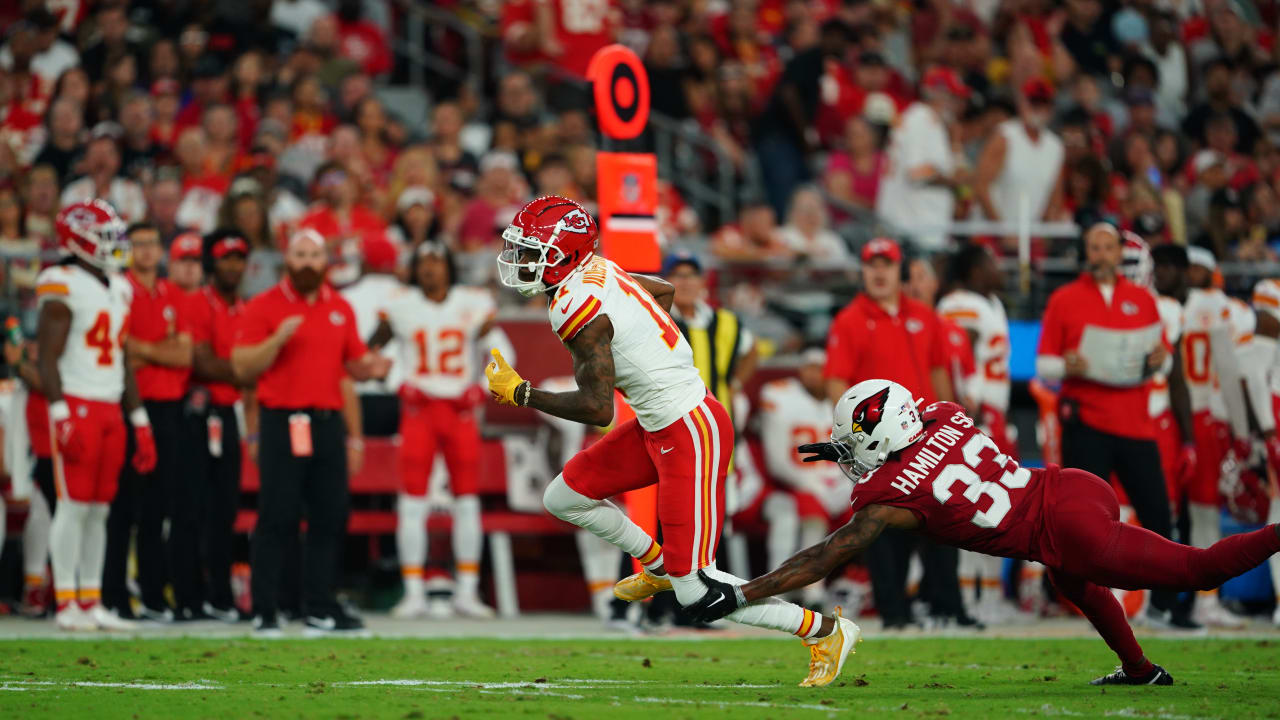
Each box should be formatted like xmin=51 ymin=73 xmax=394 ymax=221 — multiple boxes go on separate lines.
xmin=861 ymin=237 xmax=902 ymax=263
xmin=210 ymin=232 xmax=249 ymax=259
xmin=169 ymin=232 xmax=203 ymax=261
xmin=1022 ymin=77 xmax=1054 ymax=104
xmin=922 ymin=66 xmax=969 ymax=98
xmin=361 ymin=234 xmax=399 ymax=274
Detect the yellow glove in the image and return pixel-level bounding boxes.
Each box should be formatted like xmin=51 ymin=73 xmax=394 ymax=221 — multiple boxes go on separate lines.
xmin=485 ymin=348 xmax=527 ymax=407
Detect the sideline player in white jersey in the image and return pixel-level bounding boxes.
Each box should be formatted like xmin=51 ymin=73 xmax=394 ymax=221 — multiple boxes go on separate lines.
xmin=937 ymin=243 xmax=1016 ymax=621
xmin=1250 ymin=277 xmax=1280 ymax=625
xmin=759 ymin=348 xmax=847 ymax=608
xmin=487 ymin=196 xmax=858 ymax=687
xmin=1174 ymin=247 xmax=1253 ymax=626
xmin=35 ymin=200 xmax=157 ymax=631
xmin=368 ymin=241 xmax=497 ymax=618
xmin=1147 ymin=246 xmax=1198 ymax=517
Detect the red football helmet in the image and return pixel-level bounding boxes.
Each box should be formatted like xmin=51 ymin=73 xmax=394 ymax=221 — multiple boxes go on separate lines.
xmin=1119 ymin=230 xmax=1153 ymax=289
xmin=56 ymin=199 xmax=128 ymax=271
xmin=497 ymin=196 xmax=598 ymax=296
xmin=1220 ymin=441 xmax=1270 ymax=524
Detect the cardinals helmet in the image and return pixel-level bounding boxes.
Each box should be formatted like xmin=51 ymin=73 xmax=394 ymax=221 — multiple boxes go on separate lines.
xmin=830 ymin=379 xmax=924 ymax=481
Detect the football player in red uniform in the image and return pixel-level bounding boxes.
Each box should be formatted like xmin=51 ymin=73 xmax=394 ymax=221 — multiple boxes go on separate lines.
xmin=685 ymin=379 xmax=1280 ymax=686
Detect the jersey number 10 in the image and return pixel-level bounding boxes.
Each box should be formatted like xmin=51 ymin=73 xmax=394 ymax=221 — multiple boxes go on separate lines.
xmin=932 ymin=433 xmax=1031 ymax=529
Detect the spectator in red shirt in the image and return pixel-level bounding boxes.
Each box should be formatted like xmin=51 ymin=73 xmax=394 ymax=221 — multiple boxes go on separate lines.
xmin=534 ymin=0 xmax=618 ymax=79
xmin=334 ymin=1 xmax=392 ymax=77
xmin=296 ymin=161 xmax=388 ymax=250
xmin=289 ymin=74 xmax=336 ymax=141
xmin=173 ymin=55 xmax=231 ymax=139
xmin=457 ymin=151 xmax=526 ymax=251
xmin=1036 ymin=222 xmax=1191 ymax=629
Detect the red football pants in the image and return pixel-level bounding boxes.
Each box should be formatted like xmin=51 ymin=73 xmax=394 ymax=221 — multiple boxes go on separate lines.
xmin=398 ymin=395 xmax=480 ymax=497
xmin=51 ymin=395 xmax=126 ymax=503
xmin=1188 ymin=411 xmax=1227 ymax=505
xmin=563 ymin=395 xmax=732 ymax=577
xmin=1043 ymin=469 xmax=1280 ymax=672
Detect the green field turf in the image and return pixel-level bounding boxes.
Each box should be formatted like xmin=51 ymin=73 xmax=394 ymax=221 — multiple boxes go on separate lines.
xmin=0 ymin=635 xmax=1275 ymax=719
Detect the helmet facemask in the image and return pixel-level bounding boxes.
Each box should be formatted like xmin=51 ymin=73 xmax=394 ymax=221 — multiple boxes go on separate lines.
xmin=497 ymin=225 xmax=567 ymax=297
xmin=831 ymin=431 xmax=888 ymax=482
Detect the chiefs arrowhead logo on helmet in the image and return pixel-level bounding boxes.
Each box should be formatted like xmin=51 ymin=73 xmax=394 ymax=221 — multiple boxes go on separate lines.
xmin=849 ymin=386 xmax=891 ymax=435
xmin=557 ymin=208 xmax=593 ymax=235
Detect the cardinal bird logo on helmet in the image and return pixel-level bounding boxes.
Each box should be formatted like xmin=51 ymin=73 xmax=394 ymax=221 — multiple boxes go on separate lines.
xmin=849 ymin=386 xmax=891 ymax=435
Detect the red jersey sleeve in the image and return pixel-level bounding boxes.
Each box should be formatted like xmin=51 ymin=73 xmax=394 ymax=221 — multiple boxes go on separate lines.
xmin=824 ymin=310 xmax=862 ymax=383
xmin=234 ymin=295 xmax=275 ymax=347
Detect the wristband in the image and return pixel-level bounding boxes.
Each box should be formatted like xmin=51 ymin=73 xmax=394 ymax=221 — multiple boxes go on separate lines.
xmin=347 ymin=437 xmax=364 ymax=450
xmin=733 ymin=584 xmax=747 ymax=608
xmin=49 ymin=400 xmax=70 ymax=422
xmin=129 ymin=407 xmax=150 ymax=427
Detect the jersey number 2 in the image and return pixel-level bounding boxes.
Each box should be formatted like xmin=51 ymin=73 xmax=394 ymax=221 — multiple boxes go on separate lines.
xmin=931 ymin=434 xmax=1031 ymax=528
xmin=85 ymin=311 xmax=122 ymax=366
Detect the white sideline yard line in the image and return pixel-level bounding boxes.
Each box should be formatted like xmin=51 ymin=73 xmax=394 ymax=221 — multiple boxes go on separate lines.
xmin=1015 ymin=705 xmax=1221 ymax=720
xmin=0 ymin=679 xmax=222 ymax=690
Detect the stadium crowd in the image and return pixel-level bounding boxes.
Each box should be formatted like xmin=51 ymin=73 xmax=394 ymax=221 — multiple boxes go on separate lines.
xmin=0 ymin=0 xmax=1277 ymax=635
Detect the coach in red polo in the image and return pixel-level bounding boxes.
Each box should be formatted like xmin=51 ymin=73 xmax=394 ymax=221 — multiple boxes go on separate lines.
xmin=823 ymin=236 xmax=955 ymax=629
xmin=1036 ymin=222 xmax=1190 ymax=628
xmin=232 ymin=229 xmax=390 ymax=636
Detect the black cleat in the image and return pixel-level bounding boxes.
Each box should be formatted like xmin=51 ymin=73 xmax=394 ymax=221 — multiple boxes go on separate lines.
xmin=1090 ymin=664 xmax=1174 ymax=686
xmin=303 ymin=608 xmax=366 ymax=636
xmin=252 ymin=612 xmax=284 ymax=638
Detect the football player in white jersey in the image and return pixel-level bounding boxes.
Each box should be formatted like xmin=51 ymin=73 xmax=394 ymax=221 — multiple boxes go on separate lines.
xmin=35 ymin=200 xmax=157 ymax=631
xmin=487 ymin=196 xmax=857 ymax=687
xmin=368 ymin=242 xmax=497 ymax=619
xmin=1175 ymin=247 xmax=1250 ymax=626
xmin=759 ymin=348 xmax=848 ymax=608
xmin=1148 ymin=246 xmax=1199 ymax=516
xmin=937 ymin=243 xmax=1017 ymax=622
xmin=1250 ymin=277 xmax=1280 ymax=625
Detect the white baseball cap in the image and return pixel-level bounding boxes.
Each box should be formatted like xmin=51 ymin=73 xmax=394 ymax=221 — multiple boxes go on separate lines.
xmin=1186 ymin=245 xmax=1217 ymax=271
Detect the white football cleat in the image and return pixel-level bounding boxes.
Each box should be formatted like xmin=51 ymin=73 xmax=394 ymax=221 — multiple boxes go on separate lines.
xmin=55 ymin=605 xmax=96 ymax=632
xmin=390 ymin=593 xmax=429 ymax=619
xmin=427 ymin=597 xmax=455 ymax=619
xmin=453 ymin=594 xmax=495 ymax=618
xmin=1272 ymin=603 xmax=1280 ymax=628
xmin=88 ymin=603 xmax=138 ymax=631
xmin=1194 ymin=594 xmax=1246 ymax=629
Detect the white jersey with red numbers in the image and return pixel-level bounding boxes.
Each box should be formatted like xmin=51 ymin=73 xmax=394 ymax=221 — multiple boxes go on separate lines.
xmin=1149 ymin=294 xmax=1184 ymax=418
xmin=548 ymin=255 xmax=704 ymax=431
xmin=936 ymin=289 xmax=1010 ymax=413
xmin=1181 ymin=287 xmax=1233 ymax=414
xmin=35 ymin=263 xmax=132 ymax=403
xmin=383 ymin=285 xmax=496 ymax=399
xmin=1252 ymin=278 xmax=1280 ymax=395
xmin=758 ymin=377 xmax=848 ymax=516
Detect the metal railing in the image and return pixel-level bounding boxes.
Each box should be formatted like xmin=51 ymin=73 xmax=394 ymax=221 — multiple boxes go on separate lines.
xmin=390 ymin=0 xmax=486 ymax=114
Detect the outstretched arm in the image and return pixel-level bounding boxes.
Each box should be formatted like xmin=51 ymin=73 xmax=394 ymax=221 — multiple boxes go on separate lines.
xmin=684 ymin=503 xmax=917 ymax=623
xmin=527 ymin=315 xmax=616 ymax=426
xmin=740 ymin=504 xmax=917 ymax=602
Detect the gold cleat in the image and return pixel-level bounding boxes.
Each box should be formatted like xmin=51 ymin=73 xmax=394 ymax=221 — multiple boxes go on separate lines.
xmin=799 ymin=606 xmax=863 ymax=688
xmin=613 ymin=570 xmax=672 ymax=602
